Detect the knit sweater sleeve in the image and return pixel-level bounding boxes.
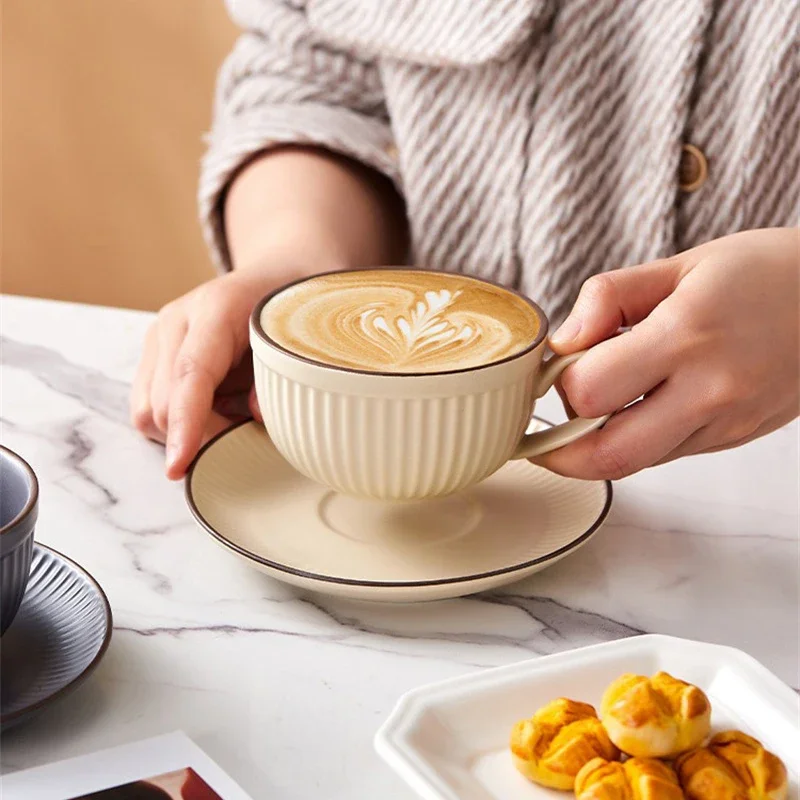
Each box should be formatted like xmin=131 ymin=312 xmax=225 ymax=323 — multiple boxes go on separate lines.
xmin=199 ymin=0 xmax=400 ymax=272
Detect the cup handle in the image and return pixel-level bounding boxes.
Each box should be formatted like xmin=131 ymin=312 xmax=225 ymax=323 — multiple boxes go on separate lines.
xmin=511 ymin=351 xmax=611 ymax=460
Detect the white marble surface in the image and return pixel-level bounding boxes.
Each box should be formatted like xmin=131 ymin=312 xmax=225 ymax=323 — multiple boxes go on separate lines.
xmin=0 ymin=294 xmax=798 ymax=798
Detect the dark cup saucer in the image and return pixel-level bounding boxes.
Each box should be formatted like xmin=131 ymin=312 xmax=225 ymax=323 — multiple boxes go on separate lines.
xmin=1 ymin=544 xmax=112 ymax=731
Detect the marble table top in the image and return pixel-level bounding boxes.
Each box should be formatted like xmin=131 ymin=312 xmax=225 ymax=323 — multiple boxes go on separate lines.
xmin=1 ymin=294 xmax=797 ymax=798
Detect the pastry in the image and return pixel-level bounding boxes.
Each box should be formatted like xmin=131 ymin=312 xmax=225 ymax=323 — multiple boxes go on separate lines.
xmin=600 ymin=672 xmax=711 ymax=758
xmin=510 ymin=698 xmax=621 ymax=790
xmin=676 ymin=731 xmax=788 ymax=800
xmin=575 ymin=756 xmax=686 ymax=800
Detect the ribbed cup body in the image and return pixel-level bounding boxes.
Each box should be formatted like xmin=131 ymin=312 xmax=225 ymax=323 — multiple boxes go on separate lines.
xmin=1 ymin=533 xmax=34 ymax=634
xmin=252 ymin=331 xmax=545 ymax=501
xmin=1 ymin=445 xmax=38 ymax=634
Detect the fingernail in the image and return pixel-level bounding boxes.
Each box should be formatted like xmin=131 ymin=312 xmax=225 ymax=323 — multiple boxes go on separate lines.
xmin=551 ymin=316 xmax=582 ymax=347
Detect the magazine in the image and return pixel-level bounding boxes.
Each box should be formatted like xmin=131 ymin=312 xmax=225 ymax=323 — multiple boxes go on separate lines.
xmin=1 ymin=732 xmax=254 ymax=800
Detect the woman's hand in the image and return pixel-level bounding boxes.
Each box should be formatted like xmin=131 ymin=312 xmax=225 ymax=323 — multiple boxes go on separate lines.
xmin=130 ymin=267 xmax=293 ymax=480
xmin=533 ymin=228 xmax=800 ymax=480
xmin=131 ymin=147 xmax=407 ymax=480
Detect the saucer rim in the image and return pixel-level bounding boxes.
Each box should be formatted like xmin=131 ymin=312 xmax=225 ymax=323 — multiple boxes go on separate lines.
xmin=0 ymin=543 xmax=113 ymax=728
xmin=185 ymin=418 xmax=613 ymax=589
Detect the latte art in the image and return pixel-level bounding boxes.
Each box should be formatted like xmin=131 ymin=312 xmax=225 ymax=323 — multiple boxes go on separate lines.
xmin=261 ymin=270 xmax=541 ymax=373
xmin=357 ymin=289 xmax=481 ymax=364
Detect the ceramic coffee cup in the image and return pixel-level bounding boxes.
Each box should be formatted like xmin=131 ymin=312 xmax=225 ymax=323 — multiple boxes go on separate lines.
xmin=0 ymin=446 xmax=38 ymax=633
xmin=250 ymin=270 xmax=610 ymax=501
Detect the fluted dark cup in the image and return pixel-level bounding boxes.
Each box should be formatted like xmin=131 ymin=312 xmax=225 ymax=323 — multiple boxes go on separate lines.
xmin=1 ymin=446 xmax=38 ymax=634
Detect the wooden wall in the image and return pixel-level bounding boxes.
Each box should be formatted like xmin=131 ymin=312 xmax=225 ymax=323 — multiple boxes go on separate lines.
xmin=1 ymin=0 xmax=237 ymax=311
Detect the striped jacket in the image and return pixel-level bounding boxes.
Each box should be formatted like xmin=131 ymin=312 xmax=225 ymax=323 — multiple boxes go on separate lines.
xmin=200 ymin=0 xmax=799 ymax=322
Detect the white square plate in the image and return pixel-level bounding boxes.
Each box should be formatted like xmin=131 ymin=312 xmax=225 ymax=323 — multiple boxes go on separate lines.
xmin=375 ymin=635 xmax=800 ymax=800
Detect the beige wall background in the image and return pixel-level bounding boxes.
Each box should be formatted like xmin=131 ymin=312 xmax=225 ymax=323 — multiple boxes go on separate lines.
xmin=1 ymin=0 xmax=237 ymax=311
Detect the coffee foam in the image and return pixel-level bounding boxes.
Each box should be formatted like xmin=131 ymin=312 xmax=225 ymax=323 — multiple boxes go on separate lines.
xmin=261 ymin=270 xmax=541 ymax=373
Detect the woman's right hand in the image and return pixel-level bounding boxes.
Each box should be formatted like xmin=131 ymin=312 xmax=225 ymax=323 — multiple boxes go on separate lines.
xmin=130 ymin=267 xmax=290 ymax=480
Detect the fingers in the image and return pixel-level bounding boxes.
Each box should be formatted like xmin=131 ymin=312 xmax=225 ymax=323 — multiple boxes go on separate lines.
xmin=559 ymin=313 xmax=682 ymax=418
xmin=530 ymin=380 xmax=702 ymax=480
xmin=130 ymin=325 xmax=162 ymax=442
xmin=164 ymin=317 xmax=238 ymax=479
xmin=150 ymin=309 xmax=188 ymax=434
xmin=131 ymin=269 xmax=266 ymax=478
xmin=554 ymin=378 xmax=577 ymax=420
xmin=550 ymin=258 xmax=686 ymax=354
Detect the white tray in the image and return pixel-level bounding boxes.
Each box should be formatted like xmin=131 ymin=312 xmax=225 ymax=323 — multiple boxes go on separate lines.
xmin=375 ymin=635 xmax=799 ymax=800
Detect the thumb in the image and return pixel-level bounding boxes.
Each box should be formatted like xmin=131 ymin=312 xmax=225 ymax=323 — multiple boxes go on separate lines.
xmin=549 ymin=258 xmax=686 ymax=354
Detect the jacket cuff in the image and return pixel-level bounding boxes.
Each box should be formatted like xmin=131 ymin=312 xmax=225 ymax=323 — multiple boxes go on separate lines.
xmin=198 ymin=102 xmax=401 ymax=272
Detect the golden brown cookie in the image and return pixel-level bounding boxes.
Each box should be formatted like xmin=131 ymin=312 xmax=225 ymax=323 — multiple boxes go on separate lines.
xmin=575 ymin=756 xmax=685 ymax=800
xmin=510 ymin=698 xmax=621 ymax=790
xmin=675 ymin=731 xmax=788 ymax=800
xmin=600 ymin=672 xmax=711 ymax=758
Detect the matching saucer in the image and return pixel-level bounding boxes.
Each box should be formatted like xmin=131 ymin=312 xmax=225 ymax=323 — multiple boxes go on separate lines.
xmin=186 ymin=420 xmax=612 ymax=602
xmin=1 ymin=544 xmax=112 ymax=730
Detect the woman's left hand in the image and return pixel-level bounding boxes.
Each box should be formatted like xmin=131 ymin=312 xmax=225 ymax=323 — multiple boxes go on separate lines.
xmin=532 ymin=227 xmax=799 ymax=480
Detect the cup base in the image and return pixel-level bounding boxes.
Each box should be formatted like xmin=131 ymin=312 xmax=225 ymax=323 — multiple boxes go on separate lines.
xmin=318 ymin=491 xmax=483 ymax=546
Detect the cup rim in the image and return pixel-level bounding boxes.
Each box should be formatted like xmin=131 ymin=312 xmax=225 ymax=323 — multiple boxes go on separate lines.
xmin=250 ymin=267 xmax=549 ymax=377
xmin=0 ymin=445 xmax=39 ymax=536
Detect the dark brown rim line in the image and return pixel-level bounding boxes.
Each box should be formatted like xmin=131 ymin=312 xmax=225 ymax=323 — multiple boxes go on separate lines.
xmin=0 ymin=543 xmax=114 ymax=726
xmin=250 ymin=268 xmax=549 ymax=378
xmin=184 ymin=418 xmax=613 ymax=589
xmin=0 ymin=445 xmax=39 ymax=536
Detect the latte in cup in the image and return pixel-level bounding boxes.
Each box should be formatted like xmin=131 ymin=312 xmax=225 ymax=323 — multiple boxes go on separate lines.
xmin=260 ymin=270 xmax=541 ymax=373
xmin=251 ymin=268 xmax=609 ymax=502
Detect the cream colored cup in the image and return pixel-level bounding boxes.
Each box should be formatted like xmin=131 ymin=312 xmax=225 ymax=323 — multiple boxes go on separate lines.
xmin=250 ymin=271 xmax=609 ymax=501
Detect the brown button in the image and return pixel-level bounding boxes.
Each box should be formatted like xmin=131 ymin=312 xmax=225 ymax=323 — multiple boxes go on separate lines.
xmin=385 ymin=143 xmax=399 ymax=160
xmin=679 ymin=143 xmax=708 ymax=192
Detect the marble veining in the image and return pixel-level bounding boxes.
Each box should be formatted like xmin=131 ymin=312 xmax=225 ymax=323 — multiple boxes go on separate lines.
xmin=0 ymin=295 xmax=797 ymax=799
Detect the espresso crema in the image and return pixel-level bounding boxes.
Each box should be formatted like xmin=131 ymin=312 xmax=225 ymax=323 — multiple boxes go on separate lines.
xmin=261 ymin=270 xmax=541 ymax=373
